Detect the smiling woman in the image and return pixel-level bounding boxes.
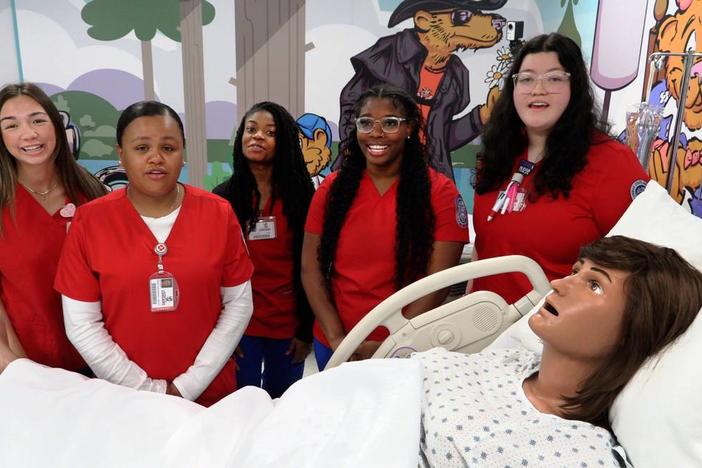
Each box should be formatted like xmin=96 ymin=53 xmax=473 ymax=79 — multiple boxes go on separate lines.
xmin=302 ymin=83 xmax=470 ymax=370
xmin=0 ymin=83 xmax=106 ymax=373
xmin=54 ymin=101 xmax=255 ymax=406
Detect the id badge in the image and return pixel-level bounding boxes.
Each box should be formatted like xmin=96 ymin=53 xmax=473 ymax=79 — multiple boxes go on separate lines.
xmin=149 ymin=271 xmax=180 ymax=312
xmin=511 ymin=187 xmax=529 ymax=213
xmin=248 ymin=216 xmax=277 ymax=240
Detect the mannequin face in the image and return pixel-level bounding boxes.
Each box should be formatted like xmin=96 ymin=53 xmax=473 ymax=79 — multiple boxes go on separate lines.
xmin=529 ymin=258 xmax=629 ymax=361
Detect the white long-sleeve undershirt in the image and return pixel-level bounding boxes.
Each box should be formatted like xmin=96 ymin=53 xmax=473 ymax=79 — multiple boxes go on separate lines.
xmin=61 ymin=207 xmax=253 ymax=401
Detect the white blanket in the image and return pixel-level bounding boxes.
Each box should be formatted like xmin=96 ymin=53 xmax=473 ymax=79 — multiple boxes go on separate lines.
xmin=0 ymin=358 xmax=422 ymax=468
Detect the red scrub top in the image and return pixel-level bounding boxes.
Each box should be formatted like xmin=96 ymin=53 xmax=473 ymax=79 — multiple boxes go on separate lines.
xmin=245 ymin=197 xmax=298 ymax=339
xmin=0 ymin=185 xmax=85 ymax=370
xmin=55 ymin=185 xmax=253 ymax=406
xmin=472 ymin=139 xmax=650 ymax=304
xmin=305 ymin=168 xmax=470 ymax=347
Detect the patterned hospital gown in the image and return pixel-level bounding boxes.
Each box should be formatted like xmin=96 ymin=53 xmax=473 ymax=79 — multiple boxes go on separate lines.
xmin=414 ymin=347 xmax=624 ymax=467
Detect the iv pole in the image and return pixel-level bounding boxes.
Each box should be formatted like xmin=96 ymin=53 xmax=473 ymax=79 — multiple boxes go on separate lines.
xmin=645 ymin=50 xmax=702 ymax=192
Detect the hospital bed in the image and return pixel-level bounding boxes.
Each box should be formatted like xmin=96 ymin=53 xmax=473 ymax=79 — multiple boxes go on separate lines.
xmin=325 ymin=180 xmax=702 ymax=468
xmin=327 ymin=254 xmax=551 ymax=368
xmin=0 ymin=182 xmax=699 ymax=468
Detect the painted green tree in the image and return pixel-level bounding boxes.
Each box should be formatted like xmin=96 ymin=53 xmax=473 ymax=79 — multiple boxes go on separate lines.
xmin=81 ymin=0 xmax=215 ymax=187
xmin=558 ymin=0 xmax=582 ymax=48
xmin=81 ymin=0 xmax=215 ymax=101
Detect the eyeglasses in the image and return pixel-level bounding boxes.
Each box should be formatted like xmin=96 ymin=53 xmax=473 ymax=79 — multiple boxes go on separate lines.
xmin=431 ymin=8 xmax=474 ymax=26
xmin=512 ymin=71 xmax=571 ymax=93
xmin=355 ymin=116 xmax=407 ymax=134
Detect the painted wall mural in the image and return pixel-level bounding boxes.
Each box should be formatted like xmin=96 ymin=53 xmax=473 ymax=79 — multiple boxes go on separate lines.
xmin=1 ymin=0 xmax=699 ymax=216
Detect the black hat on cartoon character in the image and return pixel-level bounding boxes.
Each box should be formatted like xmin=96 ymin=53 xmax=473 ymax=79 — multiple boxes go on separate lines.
xmin=388 ymin=0 xmax=508 ymax=27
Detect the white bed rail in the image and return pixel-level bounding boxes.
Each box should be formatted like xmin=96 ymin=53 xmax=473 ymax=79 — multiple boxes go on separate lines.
xmin=327 ymin=255 xmax=550 ymax=369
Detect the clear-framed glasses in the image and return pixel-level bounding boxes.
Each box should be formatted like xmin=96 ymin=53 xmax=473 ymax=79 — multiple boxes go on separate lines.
xmin=355 ymin=116 xmax=407 ymax=134
xmin=512 ymin=71 xmax=571 ymax=93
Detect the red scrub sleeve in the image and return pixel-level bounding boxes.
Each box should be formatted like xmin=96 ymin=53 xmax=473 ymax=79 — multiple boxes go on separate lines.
xmin=588 ymin=142 xmax=650 ymax=235
xmin=54 ymin=209 xmax=101 ymax=302
xmin=430 ymin=171 xmax=471 ymax=243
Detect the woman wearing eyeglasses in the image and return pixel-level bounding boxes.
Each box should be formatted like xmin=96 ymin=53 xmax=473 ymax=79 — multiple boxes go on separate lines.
xmin=302 ymin=83 xmax=469 ymax=370
xmin=470 ymin=33 xmax=649 ymax=304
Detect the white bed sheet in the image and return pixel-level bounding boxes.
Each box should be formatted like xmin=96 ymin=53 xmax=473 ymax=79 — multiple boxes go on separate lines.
xmin=0 ymin=358 xmax=422 ymax=468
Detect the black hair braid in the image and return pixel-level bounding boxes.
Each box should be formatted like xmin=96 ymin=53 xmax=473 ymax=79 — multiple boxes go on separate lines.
xmin=319 ymin=140 xmax=365 ymax=283
xmin=319 ymin=83 xmax=435 ymax=290
xmin=394 ymin=133 xmax=434 ymax=289
xmin=216 ymin=101 xmax=315 ymax=340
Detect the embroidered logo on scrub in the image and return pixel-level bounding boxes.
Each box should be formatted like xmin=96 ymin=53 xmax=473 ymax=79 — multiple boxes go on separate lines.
xmin=630 ymin=179 xmax=647 ymax=200
xmin=455 ymin=195 xmax=468 ymax=229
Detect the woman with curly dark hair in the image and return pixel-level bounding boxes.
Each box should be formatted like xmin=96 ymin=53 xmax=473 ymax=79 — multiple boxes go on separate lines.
xmin=471 ymin=33 xmax=649 ymax=304
xmin=302 ymin=83 xmax=470 ymax=370
xmin=214 ymin=102 xmax=315 ymax=397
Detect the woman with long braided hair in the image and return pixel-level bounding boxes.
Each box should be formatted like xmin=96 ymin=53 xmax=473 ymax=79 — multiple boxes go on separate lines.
xmin=302 ymin=83 xmax=469 ymax=370
xmin=215 ymin=102 xmax=315 ymax=397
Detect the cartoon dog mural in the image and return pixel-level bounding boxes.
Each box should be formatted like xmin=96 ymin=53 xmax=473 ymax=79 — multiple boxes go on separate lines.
xmin=334 ymin=0 xmax=507 ymax=179
xmin=297 ymin=113 xmax=333 ymax=188
xmin=647 ymin=0 xmax=702 ymax=214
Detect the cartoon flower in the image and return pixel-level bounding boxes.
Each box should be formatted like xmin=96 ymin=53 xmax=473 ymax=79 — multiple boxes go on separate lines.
xmin=495 ymin=46 xmax=512 ymax=67
xmin=485 ymin=64 xmax=507 ymax=89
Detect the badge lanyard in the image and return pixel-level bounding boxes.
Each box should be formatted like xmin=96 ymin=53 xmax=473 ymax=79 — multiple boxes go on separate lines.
xmin=248 ymin=201 xmax=277 ymax=241
xmin=487 ymin=159 xmax=535 ymax=222
xmin=149 ymin=242 xmax=180 ymax=312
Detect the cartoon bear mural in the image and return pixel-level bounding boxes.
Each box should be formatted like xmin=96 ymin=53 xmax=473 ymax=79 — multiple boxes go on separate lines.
xmin=297 ymin=113 xmax=333 ymax=189
xmin=333 ymin=0 xmax=508 ymax=180
xmin=647 ymin=0 xmax=702 ymax=214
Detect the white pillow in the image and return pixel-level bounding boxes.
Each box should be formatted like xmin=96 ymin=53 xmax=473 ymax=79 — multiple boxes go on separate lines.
xmin=489 ymin=181 xmax=702 ymax=467
xmin=607 ymin=180 xmax=702 ymax=270
xmin=607 ymin=181 xmax=702 ymax=467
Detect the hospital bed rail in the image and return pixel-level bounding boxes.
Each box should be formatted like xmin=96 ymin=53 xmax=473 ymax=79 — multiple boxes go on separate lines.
xmin=327 ymin=255 xmax=551 ymax=369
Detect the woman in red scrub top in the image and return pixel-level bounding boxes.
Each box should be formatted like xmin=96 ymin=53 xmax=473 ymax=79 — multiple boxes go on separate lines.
xmin=0 ymin=83 xmax=106 ymax=372
xmin=302 ymin=83 xmax=470 ymax=370
xmin=214 ymin=102 xmax=314 ymax=398
xmin=55 ymin=101 xmax=254 ymax=406
xmin=471 ymin=33 xmax=649 ymax=304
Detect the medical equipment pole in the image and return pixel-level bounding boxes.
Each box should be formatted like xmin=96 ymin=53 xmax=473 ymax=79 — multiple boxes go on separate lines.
xmin=645 ymin=51 xmax=702 ymax=192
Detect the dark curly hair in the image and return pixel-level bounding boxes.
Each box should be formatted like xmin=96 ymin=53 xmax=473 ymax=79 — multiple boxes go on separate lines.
xmin=475 ymin=33 xmax=610 ymax=199
xmin=319 ymin=83 xmax=435 ymax=289
xmin=214 ymin=102 xmax=315 ymax=341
